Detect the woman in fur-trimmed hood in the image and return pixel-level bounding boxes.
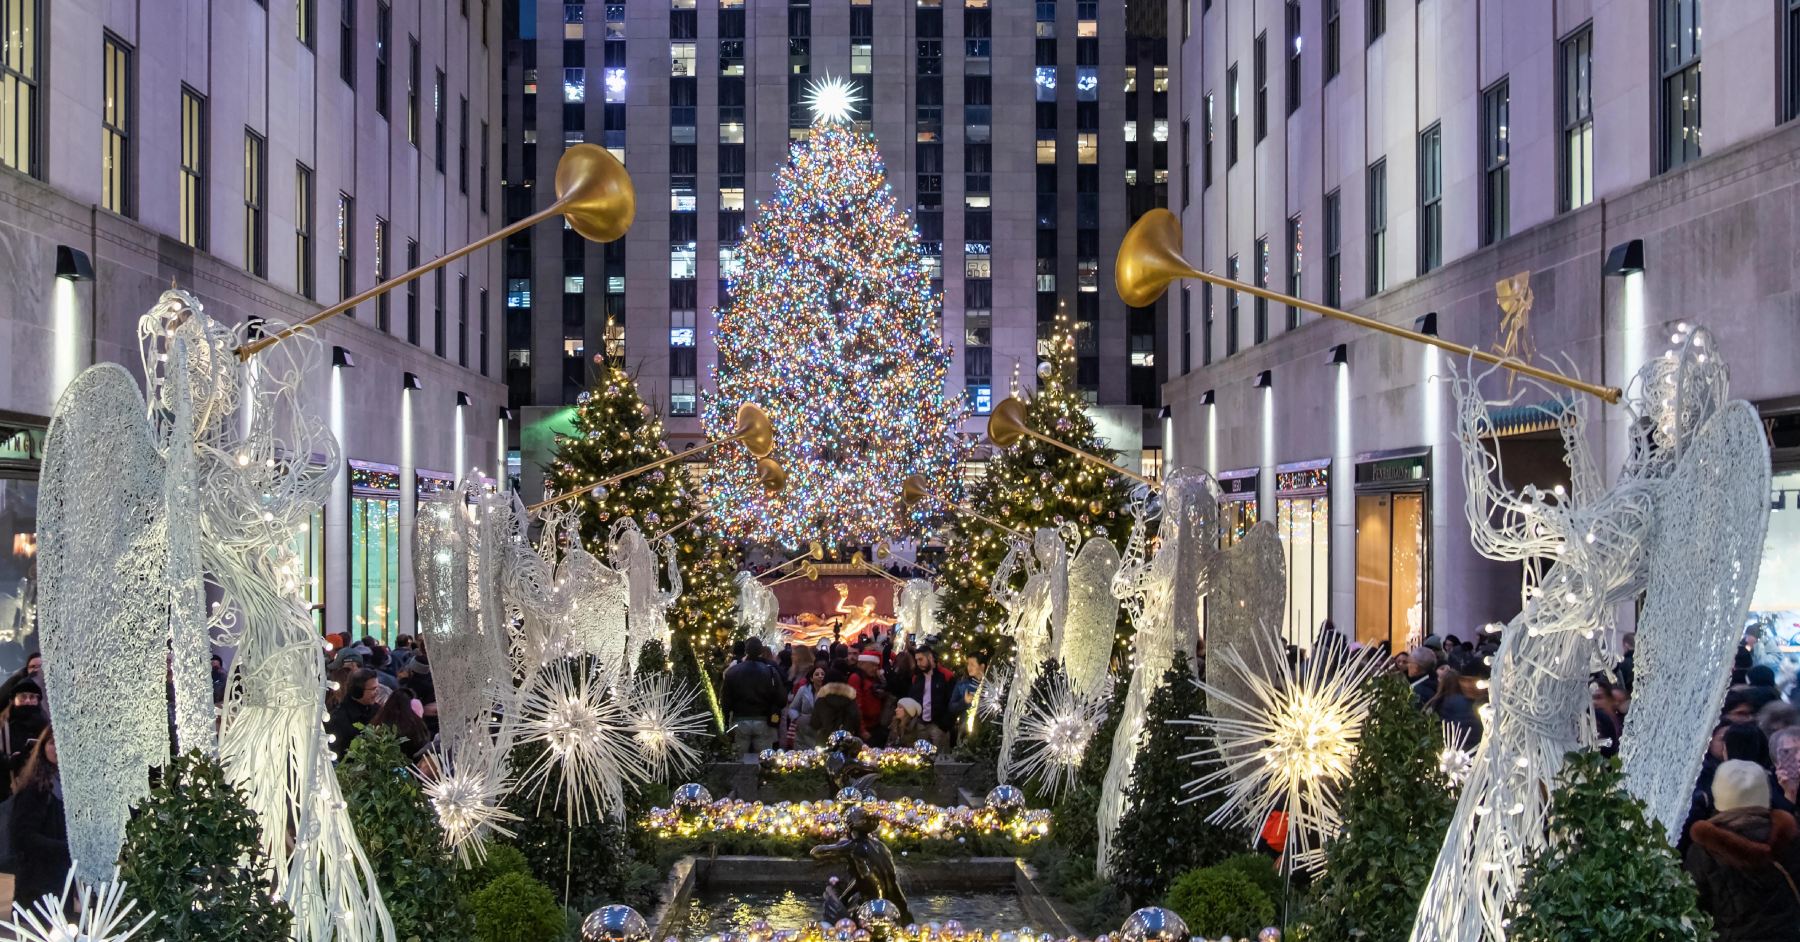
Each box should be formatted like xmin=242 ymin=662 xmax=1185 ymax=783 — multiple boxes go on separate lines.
xmin=1685 ymin=758 xmax=1800 ymax=941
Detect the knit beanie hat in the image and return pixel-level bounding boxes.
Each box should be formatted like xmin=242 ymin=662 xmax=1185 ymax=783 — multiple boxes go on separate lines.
xmin=1714 ymin=759 xmax=1771 ymax=813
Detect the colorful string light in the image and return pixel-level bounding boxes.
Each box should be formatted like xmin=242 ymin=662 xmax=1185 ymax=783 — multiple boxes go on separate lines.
xmin=644 ymin=797 xmax=1050 ymax=846
xmin=703 ymin=117 xmax=965 ymax=547
xmin=757 ymin=743 xmax=938 ymax=775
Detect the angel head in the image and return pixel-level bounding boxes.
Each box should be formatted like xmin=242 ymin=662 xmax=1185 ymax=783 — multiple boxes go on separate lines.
xmin=1626 ymin=323 xmax=1731 ymax=476
xmin=138 ymin=289 xmax=239 ymax=432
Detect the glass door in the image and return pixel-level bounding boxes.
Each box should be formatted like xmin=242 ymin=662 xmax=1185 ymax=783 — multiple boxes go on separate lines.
xmin=1354 ymin=490 xmax=1427 ymax=652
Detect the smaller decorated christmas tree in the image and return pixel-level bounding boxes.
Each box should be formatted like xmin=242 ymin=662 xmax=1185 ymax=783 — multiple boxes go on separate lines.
xmin=118 ymin=750 xmax=293 ymax=942
xmin=1111 ymin=652 xmax=1240 ymax=904
xmin=1298 ymin=673 xmax=1456 ymax=942
xmin=339 ymin=727 xmax=473 ymax=942
xmin=1504 ymin=749 xmax=1710 ymax=942
xmin=545 ymin=358 xmax=738 ymax=690
xmin=934 ymin=313 xmax=1137 ymax=657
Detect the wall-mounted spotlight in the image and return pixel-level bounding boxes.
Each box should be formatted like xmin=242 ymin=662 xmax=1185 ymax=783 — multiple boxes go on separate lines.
xmin=1604 ymin=239 xmax=1645 ymax=277
xmin=55 ymin=245 xmax=94 ymax=282
xmin=246 ymin=316 xmax=267 ymax=340
xmin=402 ymin=371 xmax=423 ymax=390
xmin=1157 ymin=405 xmax=1172 ymax=419
xmin=455 ymin=391 xmax=473 ymax=407
xmin=499 ymin=406 xmax=516 ymax=422
xmin=331 ymin=346 xmax=356 ymax=369
xmin=1253 ymin=370 xmax=1273 ymax=388
xmin=1413 ymin=312 xmax=1438 ymax=337
xmin=1327 ymin=343 xmax=1349 ymax=366
xmin=1200 ymin=389 xmax=1215 ymax=405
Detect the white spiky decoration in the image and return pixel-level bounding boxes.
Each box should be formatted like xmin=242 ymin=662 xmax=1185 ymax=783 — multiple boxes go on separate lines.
xmin=975 ymin=659 xmax=1013 ymax=723
xmin=2 ymin=864 xmax=153 ymax=942
xmin=1438 ymin=722 xmax=1475 ymax=790
xmin=1183 ymin=641 xmax=1385 ymax=871
xmin=416 ymin=741 xmax=522 ymax=867
xmin=516 ymin=656 xmax=647 ymax=824
xmin=1014 ymin=670 xmax=1113 ymax=799
xmin=625 ymin=671 xmax=709 ymax=782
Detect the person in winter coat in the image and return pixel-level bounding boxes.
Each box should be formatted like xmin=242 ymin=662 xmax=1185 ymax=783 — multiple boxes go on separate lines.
xmin=10 ymin=726 xmax=69 ymax=910
xmin=785 ymin=665 xmax=825 ymax=748
xmin=1685 ymin=759 xmax=1800 ymax=941
xmin=849 ymin=652 xmax=887 ymax=742
xmin=810 ymin=669 xmax=862 ymax=739
xmin=326 ymin=670 xmax=381 ymax=760
xmin=907 ymin=647 xmax=957 ymax=747
xmin=721 ymin=637 xmax=787 ymax=756
xmin=1428 ymin=667 xmax=1482 ymax=747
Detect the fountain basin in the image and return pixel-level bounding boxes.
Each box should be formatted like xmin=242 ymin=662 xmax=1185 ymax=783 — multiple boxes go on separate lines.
xmin=651 ymin=856 xmax=1077 ymax=939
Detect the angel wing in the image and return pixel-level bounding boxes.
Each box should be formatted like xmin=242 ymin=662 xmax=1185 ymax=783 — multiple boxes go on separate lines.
xmin=38 ymin=365 xmax=170 ymax=885
xmin=416 ymin=497 xmax=517 ymax=754
xmin=558 ymin=537 xmax=630 ymax=670
xmin=1203 ymin=520 xmax=1287 ymax=754
xmin=1620 ymin=400 xmax=1772 ymax=841
xmin=1062 ymin=537 xmax=1121 ymax=697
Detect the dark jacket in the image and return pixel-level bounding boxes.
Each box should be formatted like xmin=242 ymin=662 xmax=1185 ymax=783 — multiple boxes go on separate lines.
xmin=326 ymin=700 xmax=377 ymax=761
xmin=908 ymin=666 xmax=957 ymax=732
xmin=810 ymin=682 xmax=861 ymax=737
xmin=11 ymin=777 xmax=69 ymax=907
xmin=1409 ymin=673 xmax=1438 ymax=706
xmin=722 ymin=657 xmax=786 ymax=721
xmin=1685 ymin=809 xmax=1800 ymax=941
xmin=1434 ymin=693 xmax=1483 ymax=749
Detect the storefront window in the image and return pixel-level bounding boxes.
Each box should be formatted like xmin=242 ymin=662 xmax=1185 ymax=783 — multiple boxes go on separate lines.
xmin=1277 ymin=462 xmax=1329 ymax=649
xmin=1750 ymin=468 xmax=1800 ymax=656
xmin=290 ymin=509 xmax=325 ymax=632
xmin=0 ymin=420 xmax=43 ymax=672
xmin=1355 ymin=490 xmax=1426 ymax=652
xmin=1217 ymin=470 xmax=1259 ymax=548
xmin=349 ymin=461 xmax=401 ymax=644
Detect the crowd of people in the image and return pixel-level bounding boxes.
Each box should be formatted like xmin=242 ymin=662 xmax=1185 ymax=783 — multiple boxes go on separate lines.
xmin=719 ymin=633 xmax=975 ymax=755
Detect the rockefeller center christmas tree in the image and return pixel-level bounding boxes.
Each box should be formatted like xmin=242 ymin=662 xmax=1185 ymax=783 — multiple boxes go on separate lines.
xmin=933 ymin=314 xmax=1138 ymax=656
xmin=703 ymin=78 xmax=965 ymax=548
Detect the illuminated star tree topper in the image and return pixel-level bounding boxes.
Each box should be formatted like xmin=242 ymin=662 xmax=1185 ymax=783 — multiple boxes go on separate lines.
xmin=703 ymin=79 xmax=965 ymax=546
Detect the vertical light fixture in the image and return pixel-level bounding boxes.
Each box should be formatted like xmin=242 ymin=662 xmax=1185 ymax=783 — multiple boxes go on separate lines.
xmin=1606 ymin=239 xmax=1647 ymax=467
xmin=1331 ymin=344 xmax=1353 ymax=629
xmin=454 ymin=391 xmax=471 ymax=484
xmin=51 ymin=246 xmax=94 ymax=406
xmin=327 ymin=348 xmax=353 ymax=636
xmin=399 ymin=373 xmax=419 ymax=641
xmin=498 ymin=407 xmax=513 ymax=493
xmin=1201 ymin=389 xmax=1217 ymax=475
xmin=1158 ymin=404 xmax=1174 ymax=475
xmin=1254 ymin=371 xmax=1275 ymax=514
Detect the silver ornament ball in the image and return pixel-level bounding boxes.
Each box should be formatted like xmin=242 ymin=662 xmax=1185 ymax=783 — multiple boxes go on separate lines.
xmin=672 ymin=782 xmax=712 ymax=815
xmin=855 ymin=899 xmax=903 ymax=935
xmin=582 ymin=905 xmax=651 ymax=942
xmin=1118 ymin=907 xmax=1189 ymax=942
xmin=984 ymin=784 xmax=1026 ymax=820
xmin=1258 ymin=929 xmax=1281 ymax=942
xmin=913 ymin=739 xmax=938 ymax=759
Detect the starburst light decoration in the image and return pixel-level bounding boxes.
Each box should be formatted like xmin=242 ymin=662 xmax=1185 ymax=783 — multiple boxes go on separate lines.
xmin=1438 ymin=722 xmax=1475 ymax=790
xmin=517 ymin=656 xmax=647 ymax=825
xmin=805 ymin=75 xmax=862 ymax=125
xmin=3 ymin=865 xmax=153 ymax=942
xmin=416 ymin=742 xmax=522 ymax=866
xmin=1014 ymin=671 xmax=1113 ymax=799
xmin=1183 ymin=641 xmax=1385 ymax=871
xmin=975 ymin=660 xmax=1013 ymax=722
xmin=625 ymin=672 xmax=709 ymax=782
xmin=702 ymin=99 xmax=964 ymax=546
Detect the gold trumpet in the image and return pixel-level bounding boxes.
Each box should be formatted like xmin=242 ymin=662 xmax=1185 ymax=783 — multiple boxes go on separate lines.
xmin=527 ymin=403 xmax=776 ymax=513
xmin=987 ymin=396 xmax=1160 ymax=489
xmin=849 ymin=551 xmax=907 ymax=587
xmin=240 ymin=144 xmax=635 ymax=359
xmin=900 ymin=474 xmax=1029 ymax=539
xmin=767 ymin=561 xmax=820 ymax=587
xmin=1116 ymin=208 xmax=1622 ymax=403
xmin=761 ymin=540 xmax=826 ymax=580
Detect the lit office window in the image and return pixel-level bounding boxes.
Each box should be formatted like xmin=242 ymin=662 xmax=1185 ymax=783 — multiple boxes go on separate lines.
xmin=179 ymin=86 xmax=206 ymax=249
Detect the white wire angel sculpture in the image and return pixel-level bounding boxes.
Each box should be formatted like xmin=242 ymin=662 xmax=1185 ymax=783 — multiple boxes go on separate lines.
xmin=1095 ymin=469 xmax=1285 ymax=879
xmin=990 ymin=525 xmax=1072 ymax=784
xmin=609 ymin=517 xmax=682 ymax=672
xmin=1409 ymin=326 xmax=1769 ymax=942
xmin=736 ymin=569 xmax=785 ymax=651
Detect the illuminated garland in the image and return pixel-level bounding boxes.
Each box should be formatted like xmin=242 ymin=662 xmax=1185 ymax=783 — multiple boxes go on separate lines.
xmin=633 ymin=920 xmax=1108 ymax=942
xmin=757 ymin=744 xmax=937 ymax=775
xmin=703 ymin=117 xmax=965 ymax=547
xmin=644 ymin=797 xmax=1050 ymax=846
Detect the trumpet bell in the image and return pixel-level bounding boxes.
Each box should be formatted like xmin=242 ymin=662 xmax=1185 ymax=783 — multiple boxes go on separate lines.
xmin=802 ymin=562 xmax=818 ymax=582
xmin=1116 ymin=208 xmax=1203 ymax=308
xmin=987 ymin=397 xmax=1029 ymax=449
xmin=734 ymin=403 xmax=776 ymax=458
xmin=556 ymin=144 xmax=637 ymax=243
xmin=900 ymin=474 xmax=931 ymax=508
xmin=808 ymin=539 xmax=824 ymax=561
xmin=755 ymin=457 xmax=787 ymax=496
